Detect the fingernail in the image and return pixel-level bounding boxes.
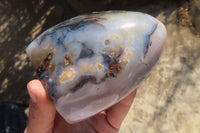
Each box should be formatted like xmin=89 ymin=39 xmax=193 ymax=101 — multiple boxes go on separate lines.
xmin=40 ymin=80 xmax=48 ymax=90
xmin=28 ymin=87 xmax=37 ymax=103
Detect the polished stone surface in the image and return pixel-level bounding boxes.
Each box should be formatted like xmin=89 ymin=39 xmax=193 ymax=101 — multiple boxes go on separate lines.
xmin=26 ymin=11 xmax=166 ymax=123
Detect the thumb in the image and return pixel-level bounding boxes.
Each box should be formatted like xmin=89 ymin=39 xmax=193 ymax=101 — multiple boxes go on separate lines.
xmin=25 ymin=80 xmax=56 ymax=133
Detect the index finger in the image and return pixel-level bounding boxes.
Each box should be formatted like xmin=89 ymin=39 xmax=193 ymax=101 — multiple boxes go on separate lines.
xmin=106 ymin=89 xmax=137 ymax=130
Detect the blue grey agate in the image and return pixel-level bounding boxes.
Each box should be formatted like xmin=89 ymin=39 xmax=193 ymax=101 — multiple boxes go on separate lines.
xmin=26 ymin=11 xmax=167 ymax=123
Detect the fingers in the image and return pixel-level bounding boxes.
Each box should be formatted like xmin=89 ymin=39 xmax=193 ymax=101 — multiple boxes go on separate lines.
xmin=52 ymin=113 xmax=72 ymax=133
xmin=24 ymin=80 xmax=56 ymax=133
xmin=106 ymin=89 xmax=137 ymax=130
xmin=88 ymin=113 xmax=118 ymax=133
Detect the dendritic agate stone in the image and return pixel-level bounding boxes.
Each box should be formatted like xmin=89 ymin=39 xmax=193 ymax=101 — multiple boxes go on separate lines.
xmin=26 ymin=11 xmax=167 ymax=124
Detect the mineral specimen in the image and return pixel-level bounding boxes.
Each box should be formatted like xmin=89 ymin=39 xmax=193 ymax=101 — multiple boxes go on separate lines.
xmin=26 ymin=11 xmax=167 ymax=123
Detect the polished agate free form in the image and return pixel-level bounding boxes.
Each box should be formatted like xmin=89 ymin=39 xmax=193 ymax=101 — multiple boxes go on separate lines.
xmin=26 ymin=11 xmax=167 ymax=123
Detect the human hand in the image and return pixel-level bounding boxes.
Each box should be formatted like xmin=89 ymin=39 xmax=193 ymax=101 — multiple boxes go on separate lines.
xmin=24 ymin=80 xmax=137 ymax=133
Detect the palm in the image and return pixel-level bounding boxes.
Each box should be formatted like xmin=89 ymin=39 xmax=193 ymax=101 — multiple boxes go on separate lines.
xmin=53 ymin=112 xmax=117 ymax=133
xmin=25 ymin=80 xmax=136 ymax=133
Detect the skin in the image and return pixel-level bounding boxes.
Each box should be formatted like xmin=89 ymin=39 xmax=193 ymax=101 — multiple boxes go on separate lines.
xmin=24 ymin=80 xmax=137 ymax=133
